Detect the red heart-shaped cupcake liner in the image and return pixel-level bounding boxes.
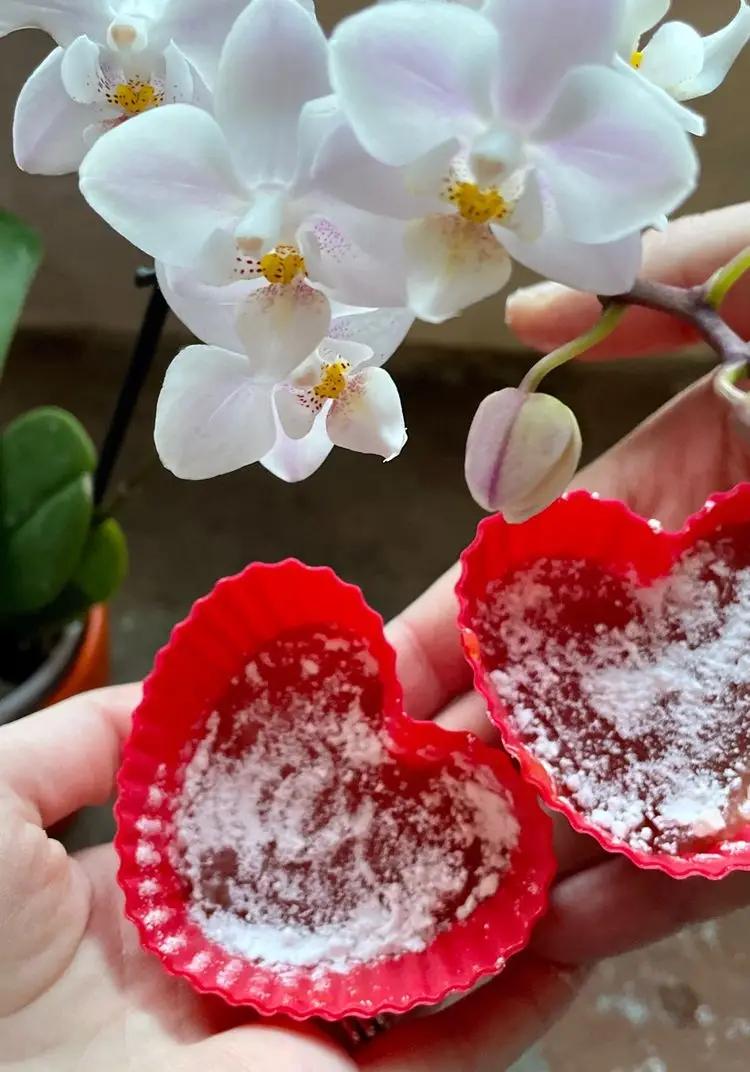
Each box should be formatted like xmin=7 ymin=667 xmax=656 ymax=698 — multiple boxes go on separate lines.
xmin=458 ymin=485 xmax=750 ymax=880
xmin=116 ymin=560 xmax=555 ymax=1020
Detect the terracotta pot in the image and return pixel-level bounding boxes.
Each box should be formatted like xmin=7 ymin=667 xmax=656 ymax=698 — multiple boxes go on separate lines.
xmin=0 ymin=606 xmax=110 ymax=726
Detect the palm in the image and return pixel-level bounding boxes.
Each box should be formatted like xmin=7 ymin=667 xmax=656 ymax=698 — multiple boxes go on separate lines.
xmin=2 ymin=839 xmax=356 ymax=1071
xmin=576 ymin=377 xmax=750 ymax=527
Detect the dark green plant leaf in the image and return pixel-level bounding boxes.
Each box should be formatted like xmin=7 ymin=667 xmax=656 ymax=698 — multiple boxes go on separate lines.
xmin=71 ymin=516 xmax=128 ymax=604
xmin=0 ymin=211 xmax=42 ymax=377
xmin=0 ymin=474 xmax=93 ymax=615
xmin=0 ymin=406 xmax=96 ymax=532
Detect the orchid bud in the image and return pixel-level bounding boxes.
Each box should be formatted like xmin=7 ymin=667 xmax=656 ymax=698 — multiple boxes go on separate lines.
xmin=465 ymin=387 xmax=582 ymax=522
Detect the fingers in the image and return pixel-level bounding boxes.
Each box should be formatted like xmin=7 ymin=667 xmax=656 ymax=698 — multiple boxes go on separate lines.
xmin=360 ymin=955 xmax=582 ymax=1072
xmin=572 ymin=375 xmax=750 ymax=528
xmin=533 ymin=856 xmax=750 ymax=966
xmin=0 ymin=683 xmax=141 ymax=827
xmin=386 ymin=563 xmax=473 ymax=721
xmin=506 ymin=202 xmax=750 ymax=356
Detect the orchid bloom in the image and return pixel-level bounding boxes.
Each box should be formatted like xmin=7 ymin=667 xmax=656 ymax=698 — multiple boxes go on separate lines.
xmin=619 ymin=0 xmax=750 ymax=134
xmin=80 ymin=0 xmax=406 ymax=374
xmin=2 ymin=0 xmax=252 ymax=174
xmin=153 ymin=263 xmax=412 ymax=480
xmin=327 ymin=0 xmax=699 ymax=320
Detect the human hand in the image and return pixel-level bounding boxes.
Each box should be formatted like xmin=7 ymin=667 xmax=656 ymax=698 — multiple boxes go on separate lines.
xmin=4 ymin=206 xmax=750 ymax=1072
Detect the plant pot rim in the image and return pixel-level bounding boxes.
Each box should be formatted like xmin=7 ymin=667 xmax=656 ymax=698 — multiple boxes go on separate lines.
xmin=0 ymin=618 xmax=85 ymax=727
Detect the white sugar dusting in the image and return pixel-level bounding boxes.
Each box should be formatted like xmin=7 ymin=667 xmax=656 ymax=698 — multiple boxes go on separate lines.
xmin=168 ymin=628 xmax=518 ymax=976
xmin=475 ymin=543 xmax=750 ymax=854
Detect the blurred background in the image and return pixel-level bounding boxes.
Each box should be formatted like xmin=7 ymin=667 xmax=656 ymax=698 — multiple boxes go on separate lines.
xmin=1 ymin=2 xmax=748 ymax=1070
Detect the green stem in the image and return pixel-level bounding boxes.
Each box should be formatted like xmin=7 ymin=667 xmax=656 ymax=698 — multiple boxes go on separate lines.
xmin=714 ymin=359 xmax=748 ymax=407
xmin=705 ymin=245 xmax=750 ymax=309
xmin=520 ymin=303 xmax=626 ymax=393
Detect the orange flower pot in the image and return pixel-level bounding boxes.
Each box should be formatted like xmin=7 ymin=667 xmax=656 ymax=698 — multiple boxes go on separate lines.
xmin=45 ymin=605 xmax=110 ymax=707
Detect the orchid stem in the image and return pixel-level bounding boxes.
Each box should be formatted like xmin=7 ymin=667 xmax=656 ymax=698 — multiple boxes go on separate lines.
xmin=611 ymin=278 xmax=750 ymax=366
xmin=706 ymin=245 xmax=750 ymax=309
xmin=94 ymin=268 xmax=169 ymax=507
xmin=520 ymin=303 xmax=626 ymax=393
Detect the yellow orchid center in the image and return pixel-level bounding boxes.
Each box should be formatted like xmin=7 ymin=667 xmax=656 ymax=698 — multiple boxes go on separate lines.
xmin=630 ymin=50 xmax=644 ymax=69
xmin=112 ymin=81 xmax=162 ymax=116
xmin=259 ymin=245 xmax=306 ymax=285
xmin=446 ymin=180 xmax=510 ymax=225
xmin=312 ymin=361 xmax=351 ymax=401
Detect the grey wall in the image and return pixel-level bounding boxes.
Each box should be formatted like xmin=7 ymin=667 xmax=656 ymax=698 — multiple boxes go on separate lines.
xmin=2 ymin=0 xmax=748 ymax=349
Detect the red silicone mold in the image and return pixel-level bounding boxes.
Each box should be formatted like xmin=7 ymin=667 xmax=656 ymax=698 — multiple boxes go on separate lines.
xmin=115 ymin=560 xmax=555 ymax=1020
xmin=457 ymin=486 xmax=750 ymax=880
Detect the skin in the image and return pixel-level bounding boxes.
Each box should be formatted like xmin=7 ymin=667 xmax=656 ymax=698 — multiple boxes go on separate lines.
xmin=3 ymin=205 xmax=750 ymax=1071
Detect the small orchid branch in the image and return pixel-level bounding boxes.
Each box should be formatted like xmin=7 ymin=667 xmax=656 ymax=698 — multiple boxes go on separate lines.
xmin=610 ymin=278 xmax=750 ymax=366
xmin=706 ymin=244 xmax=750 ymax=309
xmin=520 ymin=303 xmax=626 ymax=393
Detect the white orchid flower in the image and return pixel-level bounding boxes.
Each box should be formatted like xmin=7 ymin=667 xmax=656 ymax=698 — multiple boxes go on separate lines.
xmin=619 ymin=0 xmax=750 ymax=133
xmin=153 ymin=269 xmax=412 ymax=481
xmin=80 ymin=0 xmax=407 ymax=374
xmin=328 ymin=0 xmax=698 ymax=322
xmin=2 ymin=0 xmax=252 ymax=174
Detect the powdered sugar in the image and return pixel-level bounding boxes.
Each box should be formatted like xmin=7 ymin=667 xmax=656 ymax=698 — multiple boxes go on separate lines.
xmin=171 ymin=627 xmax=518 ymax=976
xmin=474 ymin=539 xmax=750 ymax=855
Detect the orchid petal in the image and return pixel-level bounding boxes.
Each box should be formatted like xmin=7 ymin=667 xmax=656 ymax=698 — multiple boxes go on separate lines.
xmin=214 ymin=0 xmax=329 ymax=184
xmin=235 ymin=281 xmax=331 ymax=380
xmin=274 ymin=382 xmax=319 ymax=440
xmin=0 ymin=0 xmax=111 ymax=43
xmin=298 ymin=210 xmax=408 ymax=307
xmin=13 ymin=48 xmax=94 ymax=174
xmin=675 ymin=1 xmax=750 ymax=100
xmin=80 ymin=104 xmax=247 ymax=268
xmin=328 ymin=308 xmax=413 ymax=367
xmin=154 ymin=344 xmax=276 ymax=479
xmin=484 ymin=0 xmax=624 ymax=126
xmin=60 ymin=34 xmax=101 ymax=102
xmin=163 ymin=40 xmax=195 ymax=103
xmin=317 ymin=337 xmax=374 ymax=370
xmin=154 ymin=0 xmax=254 ymax=87
xmin=613 ymin=54 xmax=706 ymax=135
xmin=155 ymin=261 xmax=251 ymax=351
xmin=327 ymin=366 xmax=406 ymax=460
xmin=262 ymin=405 xmax=333 ymax=482
xmin=329 ymin=1 xmax=498 ymax=166
xmin=640 ymin=21 xmax=704 ymax=89
xmin=306 ymin=113 xmax=445 ymax=219
xmin=403 ymin=214 xmax=512 ymax=324
xmin=532 ymin=65 xmax=697 ymax=244
xmin=233 ymin=189 xmax=287 ymax=259
xmin=498 ymin=219 xmax=642 ymax=295
xmin=618 ymin=0 xmax=670 ymax=53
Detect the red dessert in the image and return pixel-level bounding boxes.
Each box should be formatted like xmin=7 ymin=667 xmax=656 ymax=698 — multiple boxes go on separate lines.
xmin=116 ymin=561 xmax=554 ymax=1019
xmin=458 ymin=486 xmax=750 ymax=879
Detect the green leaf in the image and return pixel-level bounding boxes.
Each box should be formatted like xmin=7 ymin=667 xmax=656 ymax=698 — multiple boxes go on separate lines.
xmin=9 ymin=518 xmax=129 ymax=633
xmin=0 ymin=406 xmax=96 ymax=532
xmin=71 ymin=517 xmax=128 ymax=604
xmin=0 ymin=407 xmax=98 ymax=616
xmin=0 ymin=475 xmax=93 ymax=615
xmin=0 ymin=211 xmax=42 ymax=377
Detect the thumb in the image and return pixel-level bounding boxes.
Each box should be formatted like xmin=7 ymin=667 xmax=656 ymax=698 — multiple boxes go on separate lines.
xmin=506 ymin=203 xmax=750 ymax=357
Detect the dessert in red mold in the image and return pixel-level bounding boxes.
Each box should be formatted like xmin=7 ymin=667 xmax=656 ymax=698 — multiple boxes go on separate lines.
xmin=116 ymin=560 xmax=554 ymax=1019
xmin=458 ymin=485 xmax=750 ymax=879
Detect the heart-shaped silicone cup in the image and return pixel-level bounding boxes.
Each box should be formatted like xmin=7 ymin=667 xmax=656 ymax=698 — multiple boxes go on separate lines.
xmin=116 ymin=560 xmax=555 ymax=1020
xmin=457 ymin=485 xmax=750 ymax=880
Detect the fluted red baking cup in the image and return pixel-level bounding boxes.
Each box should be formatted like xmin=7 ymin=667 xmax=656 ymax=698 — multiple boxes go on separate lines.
xmin=458 ymin=487 xmax=750 ymax=880
xmin=116 ymin=559 xmax=555 ymax=1020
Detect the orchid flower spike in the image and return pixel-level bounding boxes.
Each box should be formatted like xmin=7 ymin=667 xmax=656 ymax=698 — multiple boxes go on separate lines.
xmin=328 ymin=0 xmax=698 ymax=322
xmin=80 ymin=0 xmax=407 ymax=378
xmin=153 ymin=268 xmax=413 ymax=482
xmin=619 ymin=0 xmax=750 ymax=134
xmin=2 ymin=0 xmax=253 ymax=174
xmin=465 ymin=388 xmax=581 ymax=522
